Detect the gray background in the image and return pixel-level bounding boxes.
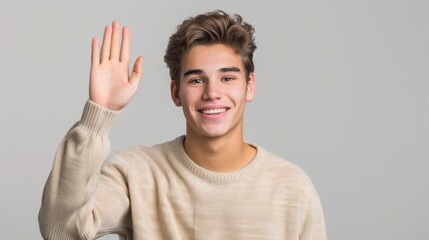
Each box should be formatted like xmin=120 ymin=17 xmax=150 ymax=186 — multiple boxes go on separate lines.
xmin=1 ymin=0 xmax=428 ymax=239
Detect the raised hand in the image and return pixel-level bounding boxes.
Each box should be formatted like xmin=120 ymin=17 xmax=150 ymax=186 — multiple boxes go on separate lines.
xmin=89 ymin=21 xmax=143 ymax=110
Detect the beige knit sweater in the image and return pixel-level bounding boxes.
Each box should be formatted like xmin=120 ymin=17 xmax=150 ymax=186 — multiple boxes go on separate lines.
xmin=39 ymin=100 xmax=327 ymax=240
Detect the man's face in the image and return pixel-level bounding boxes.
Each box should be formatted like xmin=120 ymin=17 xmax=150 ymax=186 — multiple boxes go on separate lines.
xmin=171 ymin=43 xmax=255 ymax=139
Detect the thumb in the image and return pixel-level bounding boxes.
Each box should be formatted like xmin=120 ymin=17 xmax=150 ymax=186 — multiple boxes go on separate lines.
xmin=130 ymin=56 xmax=143 ymax=86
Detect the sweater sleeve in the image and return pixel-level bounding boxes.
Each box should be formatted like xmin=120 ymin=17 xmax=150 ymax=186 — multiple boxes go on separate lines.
xmin=38 ymin=100 xmax=131 ymax=240
xmin=299 ymin=181 xmax=327 ymax=240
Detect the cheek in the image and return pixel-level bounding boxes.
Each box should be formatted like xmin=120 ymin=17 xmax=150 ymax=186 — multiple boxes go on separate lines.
xmin=179 ymin=89 xmax=198 ymax=107
xmin=228 ymin=87 xmax=248 ymax=104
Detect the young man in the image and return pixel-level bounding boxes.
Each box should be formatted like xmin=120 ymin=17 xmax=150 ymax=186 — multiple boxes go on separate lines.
xmin=39 ymin=10 xmax=326 ymax=239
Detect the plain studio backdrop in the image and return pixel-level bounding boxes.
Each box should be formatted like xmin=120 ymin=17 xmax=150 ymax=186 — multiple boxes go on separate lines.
xmin=1 ymin=0 xmax=428 ymax=239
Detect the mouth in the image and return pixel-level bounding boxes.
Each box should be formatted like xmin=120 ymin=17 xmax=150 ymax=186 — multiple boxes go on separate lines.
xmin=199 ymin=108 xmax=229 ymax=115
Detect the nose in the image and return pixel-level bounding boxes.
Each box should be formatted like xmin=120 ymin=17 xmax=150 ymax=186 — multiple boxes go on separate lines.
xmin=202 ymin=79 xmax=222 ymax=100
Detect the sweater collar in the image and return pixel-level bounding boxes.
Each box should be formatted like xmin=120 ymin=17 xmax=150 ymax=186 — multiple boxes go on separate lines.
xmin=172 ymin=135 xmax=266 ymax=183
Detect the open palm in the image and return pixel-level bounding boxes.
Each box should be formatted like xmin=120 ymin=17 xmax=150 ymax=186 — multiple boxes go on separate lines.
xmin=90 ymin=21 xmax=142 ymax=110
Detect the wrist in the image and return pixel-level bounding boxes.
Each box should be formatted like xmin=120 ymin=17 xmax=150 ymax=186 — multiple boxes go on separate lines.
xmin=79 ymin=99 xmax=121 ymax=135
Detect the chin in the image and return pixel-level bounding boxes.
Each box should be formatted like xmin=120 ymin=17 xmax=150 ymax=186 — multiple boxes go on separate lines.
xmin=200 ymin=130 xmax=228 ymax=139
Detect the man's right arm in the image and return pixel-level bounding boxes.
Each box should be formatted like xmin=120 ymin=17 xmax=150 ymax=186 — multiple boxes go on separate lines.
xmin=38 ymin=100 xmax=130 ymax=239
xmin=38 ymin=21 xmax=142 ymax=239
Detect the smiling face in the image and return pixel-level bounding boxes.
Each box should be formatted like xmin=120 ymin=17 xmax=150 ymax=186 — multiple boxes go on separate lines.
xmin=171 ymin=43 xmax=256 ymax=140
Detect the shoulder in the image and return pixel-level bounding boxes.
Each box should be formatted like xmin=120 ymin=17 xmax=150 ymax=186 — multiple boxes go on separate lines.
xmin=253 ymin=144 xmax=319 ymax=198
xmin=113 ymin=135 xmax=179 ymax=157
xmin=105 ymin=136 xmax=184 ymax=171
xmin=254 ymin=146 xmax=327 ymax=238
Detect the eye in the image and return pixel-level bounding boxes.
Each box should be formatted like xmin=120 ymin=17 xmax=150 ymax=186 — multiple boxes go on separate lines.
xmin=222 ymin=76 xmax=235 ymax=82
xmin=190 ymin=78 xmax=204 ymax=84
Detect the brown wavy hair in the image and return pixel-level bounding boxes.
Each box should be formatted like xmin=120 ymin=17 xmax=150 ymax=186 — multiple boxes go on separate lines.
xmin=164 ymin=10 xmax=257 ymax=86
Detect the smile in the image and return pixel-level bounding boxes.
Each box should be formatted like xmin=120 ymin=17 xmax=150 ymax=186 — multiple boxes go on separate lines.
xmin=200 ymin=108 xmax=228 ymax=115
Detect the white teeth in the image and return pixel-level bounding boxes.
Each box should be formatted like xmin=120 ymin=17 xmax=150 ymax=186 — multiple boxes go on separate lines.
xmin=201 ymin=108 xmax=227 ymax=115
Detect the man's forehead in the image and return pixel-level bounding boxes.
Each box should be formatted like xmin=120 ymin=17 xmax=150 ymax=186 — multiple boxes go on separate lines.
xmin=180 ymin=45 xmax=244 ymax=76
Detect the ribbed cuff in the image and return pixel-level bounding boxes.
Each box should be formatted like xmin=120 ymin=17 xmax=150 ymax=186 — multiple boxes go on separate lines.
xmin=79 ymin=100 xmax=120 ymax=136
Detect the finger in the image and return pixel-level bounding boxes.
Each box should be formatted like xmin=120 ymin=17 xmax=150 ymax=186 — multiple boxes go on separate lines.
xmin=100 ymin=25 xmax=112 ymax=62
xmin=91 ymin=37 xmax=99 ymax=67
xmin=110 ymin=21 xmax=121 ymax=60
xmin=129 ymin=56 xmax=143 ymax=86
xmin=120 ymin=26 xmax=130 ymax=63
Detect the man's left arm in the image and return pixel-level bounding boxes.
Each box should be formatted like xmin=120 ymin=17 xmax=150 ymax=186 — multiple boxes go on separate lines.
xmin=299 ymin=185 xmax=327 ymax=240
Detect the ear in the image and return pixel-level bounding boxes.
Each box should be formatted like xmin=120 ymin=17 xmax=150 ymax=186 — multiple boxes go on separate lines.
xmin=170 ymin=80 xmax=182 ymax=106
xmin=245 ymin=72 xmax=256 ymax=102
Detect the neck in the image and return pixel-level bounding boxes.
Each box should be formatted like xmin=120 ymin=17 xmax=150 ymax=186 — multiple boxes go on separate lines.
xmin=184 ymin=128 xmax=256 ymax=172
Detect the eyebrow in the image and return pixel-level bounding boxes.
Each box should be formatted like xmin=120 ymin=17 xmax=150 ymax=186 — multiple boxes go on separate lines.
xmin=183 ymin=69 xmax=203 ymax=77
xmin=219 ymin=67 xmax=241 ymax=73
xmin=183 ymin=67 xmax=241 ymax=77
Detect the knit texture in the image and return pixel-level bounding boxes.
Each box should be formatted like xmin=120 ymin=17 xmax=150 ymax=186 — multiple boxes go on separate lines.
xmin=39 ymin=100 xmax=327 ymax=240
